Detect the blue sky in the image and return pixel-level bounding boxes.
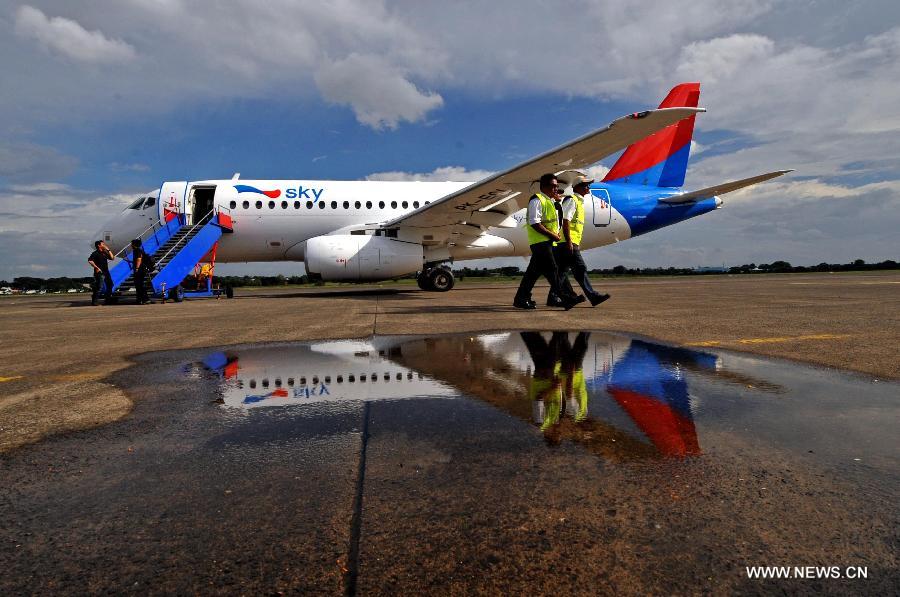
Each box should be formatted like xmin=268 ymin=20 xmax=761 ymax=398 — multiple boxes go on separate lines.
xmin=1 ymin=0 xmax=899 ymax=279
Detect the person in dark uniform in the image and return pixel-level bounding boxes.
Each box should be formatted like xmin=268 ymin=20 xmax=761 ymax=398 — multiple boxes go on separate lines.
xmin=130 ymin=238 xmax=152 ymax=304
xmin=88 ymin=240 xmax=115 ymax=305
xmin=513 ymin=173 xmax=582 ymax=310
xmin=548 ymin=175 xmax=611 ymax=307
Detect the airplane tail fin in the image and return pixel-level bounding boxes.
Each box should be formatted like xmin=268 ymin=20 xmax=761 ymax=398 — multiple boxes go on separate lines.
xmin=603 ymin=82 xmax=701 ymax=188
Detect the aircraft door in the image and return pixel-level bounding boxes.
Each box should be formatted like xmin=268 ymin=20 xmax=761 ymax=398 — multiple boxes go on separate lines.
xmin=591 ymin=188 xmax=611 ymax=226
xmin=160 ymin=181 xmax=188 ymax=223
xmin=188 ymin=185 xmax=217 ymax=225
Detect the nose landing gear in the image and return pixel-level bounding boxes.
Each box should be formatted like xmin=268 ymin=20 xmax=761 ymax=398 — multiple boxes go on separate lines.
xmin=416 ymin=265 xmax=455 ymax=292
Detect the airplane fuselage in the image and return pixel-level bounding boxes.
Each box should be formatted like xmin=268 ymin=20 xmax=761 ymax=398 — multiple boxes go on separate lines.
xmin=100 ymin=179 xmax=721 ymax=271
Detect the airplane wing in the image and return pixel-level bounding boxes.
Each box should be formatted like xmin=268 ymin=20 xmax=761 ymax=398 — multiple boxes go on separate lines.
xmin=659 ymin=170 xmax=792 ymax=204
xmin=382 ymin=107 xmax=705 ymax=229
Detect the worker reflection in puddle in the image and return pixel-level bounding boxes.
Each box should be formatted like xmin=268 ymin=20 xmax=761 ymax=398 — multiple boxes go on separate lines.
xmin=521 ymin=331 xmax=590 ymax=444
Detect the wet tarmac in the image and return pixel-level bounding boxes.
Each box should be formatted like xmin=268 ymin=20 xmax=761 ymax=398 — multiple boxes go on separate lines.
xmin=1 ymin=331 xmax=898 ymax=594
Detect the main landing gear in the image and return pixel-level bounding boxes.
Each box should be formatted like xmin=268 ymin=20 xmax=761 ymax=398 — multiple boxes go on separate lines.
xmin=416 ymin=265 xmax=455 ymax=292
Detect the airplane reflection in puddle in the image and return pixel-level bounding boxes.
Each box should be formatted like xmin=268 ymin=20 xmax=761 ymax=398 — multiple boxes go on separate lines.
xmin=194 ymin=339 xmax=458 ymax=406
xmin=194 ymin=332 xmax=772 ymax=460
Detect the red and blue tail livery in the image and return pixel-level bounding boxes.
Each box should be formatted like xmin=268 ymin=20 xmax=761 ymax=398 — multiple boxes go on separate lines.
xmin=603 ymin=82 xmax=700 ymax=188
xmin=234 ymin=184 xmax=281 ymax=199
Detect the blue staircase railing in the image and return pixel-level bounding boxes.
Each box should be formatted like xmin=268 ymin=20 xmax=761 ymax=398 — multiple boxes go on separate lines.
xmin=107 ymin=215 xmax=184 ymax=292
xmin=149 ymin=211 xmax=224 ymax=294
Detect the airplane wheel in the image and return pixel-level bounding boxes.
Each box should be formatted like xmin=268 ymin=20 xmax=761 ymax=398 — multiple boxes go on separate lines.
xmin=416 ymin=272 xmax=433 ymax=291
xmin=225 ymin=285 xmax=234 ymax=299
xmin=428 ymin=267 xmax=455 ymax=292
xmin=169 ymin=285 xmax=185 ymax=302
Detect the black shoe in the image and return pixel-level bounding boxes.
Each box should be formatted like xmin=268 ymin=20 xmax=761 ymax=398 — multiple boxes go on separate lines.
xmin=513 ymin=298 xmax=536 ymax=310
xmin=546 ymin=299 xmax=564 ymax=307
xmin=574 ymin=295 xmax=586 ymax=304
xmin=589 ymin=293 xmax=611 ymax=307
xmin=562 ymin=298 xmax=579 ymax=311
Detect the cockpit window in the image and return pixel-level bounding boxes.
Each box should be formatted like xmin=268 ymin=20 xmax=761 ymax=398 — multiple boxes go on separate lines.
xmin=142 ymin=197 xmax=156 ymax=209
xmin=127 ymin=197 xmax=145 ymax=210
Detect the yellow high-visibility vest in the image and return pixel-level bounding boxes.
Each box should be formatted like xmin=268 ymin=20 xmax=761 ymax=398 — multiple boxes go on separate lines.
xmin=525 ymin=193 xmax=560 ymax=245
xmin=565 ymin=193 xmax=586 ymax=246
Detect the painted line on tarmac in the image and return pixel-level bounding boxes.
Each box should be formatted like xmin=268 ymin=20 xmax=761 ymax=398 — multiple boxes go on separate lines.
xmin=0 ymin=375 xmax=24 ymax=382
xmin=689 ymin=333 xmax=852 ymax=347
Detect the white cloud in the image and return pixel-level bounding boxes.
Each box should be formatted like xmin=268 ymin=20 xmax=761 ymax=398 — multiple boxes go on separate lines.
xmin=0 ymin=184 xmax=136 ymax=279
xmin=315 ymin=54 xmax=443 ymax=129
xmin=14 ymin=5 xmax=136 ymax=65
xmin=109 ymin=162 xmax=151 ymax=173
xmin=366 ymin=166 xmax=493 ymax=182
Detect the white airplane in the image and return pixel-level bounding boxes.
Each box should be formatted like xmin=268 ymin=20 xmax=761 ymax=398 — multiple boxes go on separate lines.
xmin=97 ymin=83 xmax=789 ymax=292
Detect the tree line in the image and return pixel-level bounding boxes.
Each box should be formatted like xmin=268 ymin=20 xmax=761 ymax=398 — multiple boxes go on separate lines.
xmin=2 ymin=259 xmax=897 ymax=291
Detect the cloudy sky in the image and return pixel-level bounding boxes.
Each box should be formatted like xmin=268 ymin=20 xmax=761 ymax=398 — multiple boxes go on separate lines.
xmin=1 ymin=0 xmax=898 ymax=279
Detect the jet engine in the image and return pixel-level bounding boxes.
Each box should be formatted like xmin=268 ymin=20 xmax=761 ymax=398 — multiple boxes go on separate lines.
xmin=303 ymin=234 xmax=424 ymax=281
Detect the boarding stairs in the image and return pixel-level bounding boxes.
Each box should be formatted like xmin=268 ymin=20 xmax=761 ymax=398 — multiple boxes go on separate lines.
xmin=107 ymin=208 xmax=233 ymax=300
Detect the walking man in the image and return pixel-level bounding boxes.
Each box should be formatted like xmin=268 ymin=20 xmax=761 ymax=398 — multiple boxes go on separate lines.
xmin=548 ymin=175 xmax=611 ymax=307
xmin=513 ymin=173 xmax=581 ymax=310
xmin=88 ymin=240 xmax=115 ymax=305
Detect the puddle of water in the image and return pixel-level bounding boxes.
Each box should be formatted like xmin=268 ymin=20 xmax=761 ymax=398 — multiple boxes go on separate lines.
xmin=188 ymin=331 xmax=897 ymax=471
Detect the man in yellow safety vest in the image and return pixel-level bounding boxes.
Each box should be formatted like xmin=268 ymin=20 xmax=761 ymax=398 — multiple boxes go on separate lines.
xmin=548 ymin=175 xmax=611 ymax=307
xmin=513 ymin=173 xmax=582 ymax=310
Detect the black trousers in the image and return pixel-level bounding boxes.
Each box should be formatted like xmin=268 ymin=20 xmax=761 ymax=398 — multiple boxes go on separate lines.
xmin=515 ymin=241 xmax=577 ymax=302
xmin=549 ymin=245 xmax=598 ymax=301
xmin=135 ymin=268 xmax=150 ymax=303
xmin=92 ymin=270 xmax=113 ymax=304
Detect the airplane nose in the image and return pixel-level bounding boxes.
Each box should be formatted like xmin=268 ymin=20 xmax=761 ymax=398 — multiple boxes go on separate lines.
xmin=714 ymin=196 xmax=723 ymax=208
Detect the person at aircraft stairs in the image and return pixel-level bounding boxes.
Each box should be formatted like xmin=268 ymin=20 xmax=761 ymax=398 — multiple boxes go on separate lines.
xmin=130 ymin=238 xmax=153 ymax=305
xmin=88 ymin=240 xmax=115 ymax=306
xmin=547 ymin=175 xmax=611 ymax=308
xmin=513 ymin=173 xmax=582 ymax=310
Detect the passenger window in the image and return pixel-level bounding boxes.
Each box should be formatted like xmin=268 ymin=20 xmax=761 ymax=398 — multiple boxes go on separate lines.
xmin=401 ymin=201 xmax=408 ymax=209
xmin=256 ymin=200 xmax=262 ymax=209
xmin=294 ymin=201 xmax=301 ymax=209
xmin=354 ymin=201 xmax=361 ymax=209
xmin=390 ymin=201 xmax=397 ymax=209
xmin=319 ymin=202 xmax=325 ymax=209
xmin=242 ymin=200 xmax=250 ymax=209
xmin=331 ymin=201 xmax=337 ymax=209
xmin=378 ymin=201 xmax=385 ymax=209
xmin=306 ymin=201 xmax=313 ymax=209
xmin=425 ymin=201 xmax=431 ymax=205
xmin=366 ymin=201 xmax=372 ymax=209
xmin=268 ymin=201 xmax=275 ymax=209
xmin=229 ymin=200 xmax=236 ymax=209
xmin=413 ymin=201 xmax=420 ymax=208
xmin=343 ymin=201 xmax=349 ymax=209
xmin=281 ymin=201 xmax=288 ymax=209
